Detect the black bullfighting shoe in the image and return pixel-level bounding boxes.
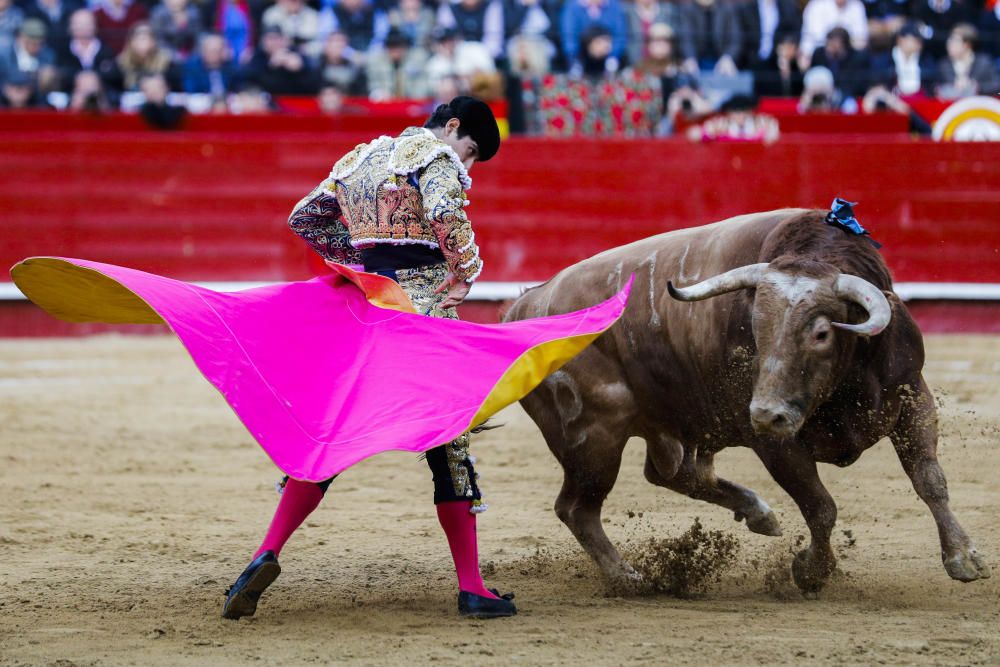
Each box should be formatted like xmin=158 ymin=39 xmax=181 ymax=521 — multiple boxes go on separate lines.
xmin=222 ymin=551 xmax=281 ymax=620
xmin=458 ymin=589 xmax=517 ymax=619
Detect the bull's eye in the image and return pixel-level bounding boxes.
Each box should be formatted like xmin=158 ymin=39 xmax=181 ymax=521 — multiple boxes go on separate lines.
xmin=816 ymin=330 xmax=829 ymax=342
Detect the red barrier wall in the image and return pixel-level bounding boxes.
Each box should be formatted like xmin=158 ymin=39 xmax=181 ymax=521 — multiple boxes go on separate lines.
xmin=2 ymin=113 xmax=999 ymax=334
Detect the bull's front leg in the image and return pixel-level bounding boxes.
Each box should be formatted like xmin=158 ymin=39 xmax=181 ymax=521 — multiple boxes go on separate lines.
xmin=521 ymin=371 xmax=640 ymax=588
xmin=755 ymin=443 xmax=837 ymax=596
xmin=890 ymin=376 xmax=990 ymax=582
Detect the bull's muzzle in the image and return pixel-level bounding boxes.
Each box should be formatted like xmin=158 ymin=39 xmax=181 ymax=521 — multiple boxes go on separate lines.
xmin=749 ymin=400 xmax=803 ymax=438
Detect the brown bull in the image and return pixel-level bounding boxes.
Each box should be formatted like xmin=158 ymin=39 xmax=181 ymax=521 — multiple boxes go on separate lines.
xmin=503 ymin=208 xmax=990 ymax=594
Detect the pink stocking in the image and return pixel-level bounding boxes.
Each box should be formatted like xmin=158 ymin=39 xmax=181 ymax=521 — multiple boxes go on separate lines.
xmin=436 ymin=500 xmax=499 ymax=599
xmin=253 ymin=479 xmax=325 ymax=559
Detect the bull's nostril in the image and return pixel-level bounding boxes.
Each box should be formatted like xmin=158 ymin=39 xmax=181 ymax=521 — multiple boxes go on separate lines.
xmin=770 ymin=413 xmax=787 ymax=426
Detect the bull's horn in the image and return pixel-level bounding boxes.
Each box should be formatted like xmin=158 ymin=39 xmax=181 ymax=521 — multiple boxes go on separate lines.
xmin=832 ymin=274 xmax=892 ymax=336
xmin=667 ymin=263 xmax=767 ymax=302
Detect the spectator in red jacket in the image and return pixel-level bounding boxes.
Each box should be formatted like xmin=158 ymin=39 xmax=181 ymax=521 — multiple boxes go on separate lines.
xmin=94 ymin=0 xmax=148 ymax=54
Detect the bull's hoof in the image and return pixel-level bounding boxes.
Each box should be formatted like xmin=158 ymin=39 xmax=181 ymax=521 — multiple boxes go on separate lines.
xmin=605 ymin=563 xmax=645 ymax=595
xmin=735 ymin=509 xmax=783 ymax=537
xmin=791 ymin=549 xmax=834 ymax=596
xmin=944 ymin=547 xmax=991 ymax=582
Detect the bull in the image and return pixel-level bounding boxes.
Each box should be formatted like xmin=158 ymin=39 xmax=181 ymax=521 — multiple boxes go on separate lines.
xmin=503 ymin=208 xmax=990 ymax=594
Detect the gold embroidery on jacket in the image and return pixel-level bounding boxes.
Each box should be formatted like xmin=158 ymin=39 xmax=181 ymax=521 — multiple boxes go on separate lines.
xmin=288 ymin=127 xmax=483 ymax=282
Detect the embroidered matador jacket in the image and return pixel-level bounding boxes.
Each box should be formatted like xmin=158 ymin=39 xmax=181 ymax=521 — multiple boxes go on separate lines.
xmin=288 ymin=126 xmax=483 ymax=283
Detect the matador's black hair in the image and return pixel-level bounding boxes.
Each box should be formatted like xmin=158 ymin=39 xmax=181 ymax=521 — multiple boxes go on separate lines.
xmin=423 ymin=96 xmax=501 ymax=161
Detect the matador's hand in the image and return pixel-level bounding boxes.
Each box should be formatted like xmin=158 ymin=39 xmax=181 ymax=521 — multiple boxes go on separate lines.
xmin=434 ymin=273 xmax=472 ymax=309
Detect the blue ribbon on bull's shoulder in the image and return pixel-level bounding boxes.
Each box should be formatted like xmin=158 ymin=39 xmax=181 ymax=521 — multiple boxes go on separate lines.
xmin=824 ymin=198 xmax=882 ymax=249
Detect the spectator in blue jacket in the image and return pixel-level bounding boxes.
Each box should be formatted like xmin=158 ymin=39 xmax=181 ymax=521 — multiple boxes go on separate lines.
xmin=561 ymin=0 xmax=627 ymax=71
xmin=184 ymin=32 xmax=239 ymax=95
xmin=0 ymin=18 xmax=57 ymax=90
xmin=0 ymin=0 xmax=25 ymax=51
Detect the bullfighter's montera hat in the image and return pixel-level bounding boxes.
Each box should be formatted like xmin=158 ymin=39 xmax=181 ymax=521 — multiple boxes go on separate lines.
xmin=446 ymin=96 xmax=501 ymax=162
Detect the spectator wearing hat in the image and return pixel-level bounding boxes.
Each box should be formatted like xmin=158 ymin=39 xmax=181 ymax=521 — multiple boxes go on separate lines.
xmin=0 ymin=0 xmax=25 ymax=52
xmin=56 ymin=8 xmax=115 ymax=91
xmin=319 ymin=0 xmax=388 ymax=54
xmin=25 ymin=0 xmax=84 ymax=52
xmin=677 ymin=0 xmax=744 ymax=75
xmin=0 ymin=18 xmax=56 ymax=89
xmin=388 ymin=0 xmax=435 ymax=52
xmin=560 ymin=0 xmax=628 ymax=72
xmin=625 ymin=0 xmax=678 ymax=67
xmin=183 ymin=31 xmax=240 ymax=95
xmin=809 ymin=25 xmax=871 ymax=97
xmin=937 ymin=22 xmax=1000 ymax=96
xmin=262 ymin=0 xmax=322 ymax=58
xmin=150 ymin=0 xmax=202 ymax=60
xmin=753 ymin=30 xmax=804 ymax=95
xmin=437 ymin=0 xmax=504 ymax=60
xmin=311 ymin=30 xmax=365 ymax=94
xmin=872 ymin=22 xmax=936 ymax=95
xmin=1 ymin=67 xmax=48 ymax=106
xmin=365 ymin=26 xmax=429 ymax=99
xmin=913 ymin=0 xmax=969 ymax=60
xmin=94 ymin=0 xmax=149 ymax=55
xmin=799 ymin=0 xmax=868 ymax=69
xmin=739 ymin=0 xmax=800 ymax=70
xmin=242 ymin=24 xmax=317 ymax=95
xmin=425 ymin=25 xmax=496 ymax=92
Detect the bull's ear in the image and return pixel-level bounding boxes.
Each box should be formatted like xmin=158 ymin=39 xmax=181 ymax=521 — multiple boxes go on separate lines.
xmin=667 ymin=264 xmax=767 ymax=302
xmin=831 ymin=274 xmax=892 ymax=336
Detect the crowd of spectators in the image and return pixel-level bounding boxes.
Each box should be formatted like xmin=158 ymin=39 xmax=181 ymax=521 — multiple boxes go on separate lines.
xmin=0 ymin=0 xmax=998 ymax=131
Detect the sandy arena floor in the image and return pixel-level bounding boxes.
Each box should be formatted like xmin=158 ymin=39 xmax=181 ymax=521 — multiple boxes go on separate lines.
xmin=1 ymin=334 xmax=999 ymax=666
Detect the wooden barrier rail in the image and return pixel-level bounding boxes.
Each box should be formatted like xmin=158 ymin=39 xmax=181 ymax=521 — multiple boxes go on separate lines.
xmin=1 ymin=112 xmax=998 ymax=333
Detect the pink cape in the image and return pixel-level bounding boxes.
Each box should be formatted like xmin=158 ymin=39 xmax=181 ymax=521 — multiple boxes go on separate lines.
xmin=11 ymin=258 xmax=632 ymax=481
